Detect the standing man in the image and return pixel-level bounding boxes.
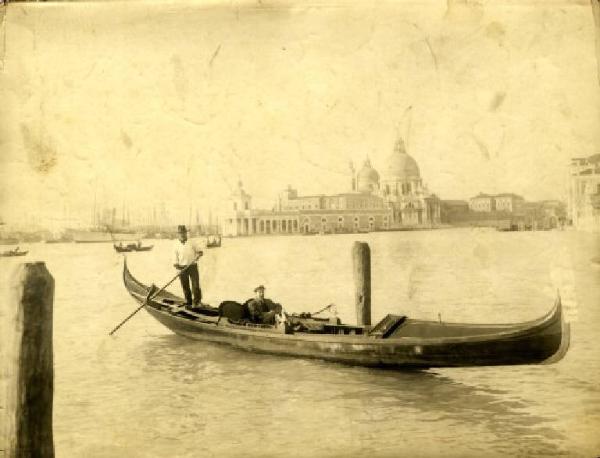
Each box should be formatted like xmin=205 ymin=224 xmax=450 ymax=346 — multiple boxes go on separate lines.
xmin=173 ymin=225 xmax=203 ymax=308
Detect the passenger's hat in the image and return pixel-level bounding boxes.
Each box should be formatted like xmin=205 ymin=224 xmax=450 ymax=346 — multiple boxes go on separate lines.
xmin=177 ymin=225 xmax=188 ymax=233
xmin=254 ymin=285 xmax=265 ymax=292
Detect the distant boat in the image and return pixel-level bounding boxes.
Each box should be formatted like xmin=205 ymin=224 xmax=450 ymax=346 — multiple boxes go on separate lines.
xmin=114 ymin=242 xmax=153 ymax=253
xmin=0 ymin=247 xmax=28 ymax=257
xmin=73 ymin=229 xmax=142 ymax=243
xmin=497 ymin=226 xmax=518 ymax=232
xmin=206 ymin=235 xmax=221 ymax=248
xmin=0 ymin=237 xmax=19 ymax=245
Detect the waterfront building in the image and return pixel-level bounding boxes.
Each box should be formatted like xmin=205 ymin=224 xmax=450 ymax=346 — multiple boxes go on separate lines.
xmin=538 ymin=200 xmax=566 ymax=228
xmin=469 ymin=193 xmax=524 ymax=213
xmin=568 ymin=154 xmax=600 ymax=231
xmin=278 ymin=186 xmax=390 ymax=234
xmin=494 ymin=194 xmax=525 ymax=212
xmin=464 ymin=192 xmax=565 ymax=230
xmin=222 ymin=181 xmax=390 ymax=236
xmin=469 ymin=194 xmax=496 ymax=212
xmin=440 ymin=200 xmax=470 ymax=224
xmin=222 ymin=180 xmax=290 ymax=236
xmin=222 ymin=137 xmax=441 ymax=236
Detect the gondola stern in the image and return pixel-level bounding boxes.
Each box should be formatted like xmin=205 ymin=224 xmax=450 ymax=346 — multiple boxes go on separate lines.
xmin=539 ymin=292 xmax=569 ymax=365
xmin=554 ymin=291 xmax=563 ymax=323
xmin=542 ymin=318 xmax=570 ymax=365
xmin=122 ymin=256 xmax=142 ymax=293
xmin=122 ymin=256 xmax=129 ymax=283
xmin=538 ymin=291 xmax=563 ymax=327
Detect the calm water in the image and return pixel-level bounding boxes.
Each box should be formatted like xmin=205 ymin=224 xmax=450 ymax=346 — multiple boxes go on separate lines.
xmin=2 ymin=228 xmax=600 ymax=457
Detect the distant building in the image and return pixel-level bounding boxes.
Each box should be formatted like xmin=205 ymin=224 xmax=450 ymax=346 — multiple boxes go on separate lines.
xmin=469 ymin=193 xmax=524 ymax=212
xmin=222 ymin=180 xmax=280 ymax=236
xmin=469 ymin=193 xmax=495 ymax=212
xmin=222 ymin=137 xmax=441 ymax=236
xmin=538 ymin=200 xmax=567 ymax=229
xmin=278 ymin=187 xmax=390 ymax=234
xmin=506 ymin=200 xmax=565 ymax=231
xmin=568 ymin=154 xmax=600 ymax=231
xmin=440 ymin=200 xmax=470 ymax=224
xmin=494 ymin=194 xmax=525 ymax=212
xmin=222 ymin=181 xmax=389 ymax=236
xmin=464 ymin=192 xmax=565 ymax=230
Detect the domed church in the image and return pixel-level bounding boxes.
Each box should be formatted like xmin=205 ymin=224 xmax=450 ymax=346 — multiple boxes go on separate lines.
xmin=351 ymin=138 xmax=441 ymax=227
xmin=222 ymin=137 xmax=440 ymax=236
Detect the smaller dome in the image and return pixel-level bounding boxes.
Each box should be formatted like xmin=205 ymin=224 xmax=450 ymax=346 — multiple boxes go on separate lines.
xmin=357 ymin=158 xmax=380 ymax=182
xmin=357 ymin=158 xmax=380 ymax=193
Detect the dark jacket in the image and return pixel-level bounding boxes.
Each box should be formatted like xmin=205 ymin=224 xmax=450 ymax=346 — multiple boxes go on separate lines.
xmin=247 ymin=298 xmax=280 ymax=322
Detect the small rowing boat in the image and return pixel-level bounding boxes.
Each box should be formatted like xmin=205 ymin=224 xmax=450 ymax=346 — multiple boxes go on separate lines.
xmin=114 ymin=242 xmax=153 ymax=253
xmin=0 ymin=248 xmax=28 ymax=257
xmin=206 ymin=235 xmax=221 ymax=248
xmin=122 ymin=260 xmax=569 ymax=369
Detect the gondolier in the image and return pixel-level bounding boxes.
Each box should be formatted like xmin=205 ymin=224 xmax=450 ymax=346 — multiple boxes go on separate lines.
xmin=173 ymin=225 xmax=203 ymax=307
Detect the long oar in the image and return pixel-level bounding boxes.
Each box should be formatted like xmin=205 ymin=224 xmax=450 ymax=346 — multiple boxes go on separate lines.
xmin=109 ymin=255 xmax=200 ymax=336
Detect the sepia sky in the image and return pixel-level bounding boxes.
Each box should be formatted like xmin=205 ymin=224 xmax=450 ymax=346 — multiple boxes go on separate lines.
xmin=0 ymin=0 xmax=599 ymax=228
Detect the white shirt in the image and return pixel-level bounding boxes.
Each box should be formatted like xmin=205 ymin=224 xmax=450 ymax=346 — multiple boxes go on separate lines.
xmin=173 ymin=239 xmax=200 ymax=266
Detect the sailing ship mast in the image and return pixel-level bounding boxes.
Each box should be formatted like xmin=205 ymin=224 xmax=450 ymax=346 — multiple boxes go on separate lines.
xmin=92 ymin=185 xmax=97 ymax=228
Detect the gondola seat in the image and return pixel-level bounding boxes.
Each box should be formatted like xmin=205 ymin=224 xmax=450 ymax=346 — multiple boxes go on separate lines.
xmin=218 ymin=300 xmax=250 ymax=322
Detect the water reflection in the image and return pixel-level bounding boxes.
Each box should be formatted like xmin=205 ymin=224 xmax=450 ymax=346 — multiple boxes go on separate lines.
xmin=139 ymin=335 xmax=567 ymax=457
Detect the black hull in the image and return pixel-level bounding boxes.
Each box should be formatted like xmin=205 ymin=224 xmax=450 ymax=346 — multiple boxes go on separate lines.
xmin=114 ymin=245 xmax=153 ymax=253
xmin=145 ymin=307 xmax=563 ymax=368
xmin=0 ymin=251 xmax=28 ymax=257
xmin=123 ymin=261 xmax=568 ymax=369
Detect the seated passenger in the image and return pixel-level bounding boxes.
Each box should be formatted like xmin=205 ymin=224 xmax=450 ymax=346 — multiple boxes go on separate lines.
xmin=247 ymin=285 xmax=281 ymax=325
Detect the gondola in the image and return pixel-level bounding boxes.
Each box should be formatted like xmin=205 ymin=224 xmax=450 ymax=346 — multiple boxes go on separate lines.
xmin=205 ymin=235 xmax=221 ymax=248
xmin=114 ymin=243 xmax=154 ymax=253
xmin=0 ymin=248 xmax=28 ymax=257
xmin=122 ymin=260 xmax=569 ymax=369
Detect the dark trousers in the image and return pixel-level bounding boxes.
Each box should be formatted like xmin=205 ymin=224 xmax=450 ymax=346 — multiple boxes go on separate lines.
xmin=179 ymin=263 xmax=201 ymax=305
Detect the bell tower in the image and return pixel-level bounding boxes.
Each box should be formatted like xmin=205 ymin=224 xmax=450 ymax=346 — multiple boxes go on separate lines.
xmin=231 ymin=179 xmax=252 ymax=212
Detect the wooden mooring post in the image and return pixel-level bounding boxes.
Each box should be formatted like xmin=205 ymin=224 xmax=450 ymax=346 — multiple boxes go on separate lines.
xmin=4 ymin=262 xmax=55 ymax=458
xmin=352 ymin=242 xmax=371 ymax=327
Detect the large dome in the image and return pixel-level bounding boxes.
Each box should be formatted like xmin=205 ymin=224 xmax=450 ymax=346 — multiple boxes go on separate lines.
xmin=357 ymin=158 xmax=379 ymax=192
xmin=383 ymin=138 xmax=420 ymax=181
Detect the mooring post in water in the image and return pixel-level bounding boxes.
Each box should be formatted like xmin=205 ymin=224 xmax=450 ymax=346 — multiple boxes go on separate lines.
xmin=352 ymin=241 xmax=371 ymax=327
xmin=5 ymin=262 xmax=55 ymax=458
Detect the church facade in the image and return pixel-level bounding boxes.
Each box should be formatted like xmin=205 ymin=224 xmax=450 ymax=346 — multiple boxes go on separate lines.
xmin=222 ymin=138 xmax=441 ymax=236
